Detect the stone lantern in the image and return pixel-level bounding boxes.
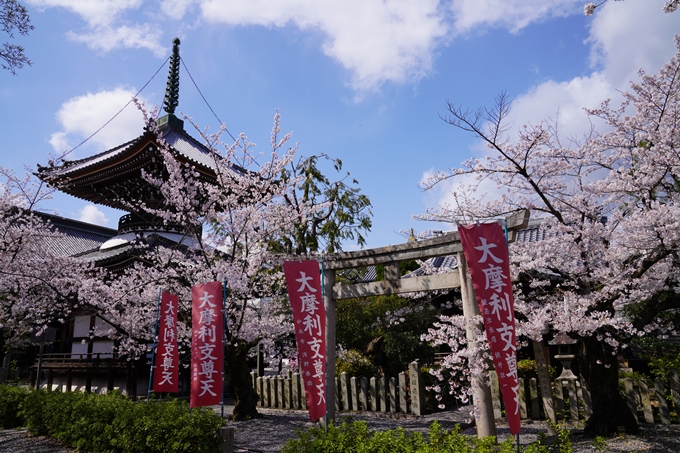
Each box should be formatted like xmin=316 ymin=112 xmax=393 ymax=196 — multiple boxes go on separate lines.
xmin=548 ymin=332 xmax=578 ymax=380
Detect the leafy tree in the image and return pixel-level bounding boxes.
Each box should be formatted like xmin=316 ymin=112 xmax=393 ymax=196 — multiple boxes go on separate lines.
xmin=1 ymin=0 xmax=32 ymax=74
xmin=276 ymin=153 xmax=372 ymax=255
xmin=336 ymin=294 xmax=440 ymax=377
xmin=421 ymin=37 xmax=680 ymax=436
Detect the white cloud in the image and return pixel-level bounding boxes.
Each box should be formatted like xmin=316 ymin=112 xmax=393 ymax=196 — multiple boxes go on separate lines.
xmin=27 ymin=0 xmax=142 ymax=27
xmin=418 ymin=167 xmax=511 ymax=223
xmin=27 ymin=0 xmax=165 ymax=56
xmin=504 ymin=2 xmax=679 ymax=140
xmin=28 ymin=0 xmax=679 ymax=98
xmin=66 ymin=24 xmax=165 ymax=57
xmin=195 ymin=0 xmax=449 ymax=92
xmin=78 ymin=204 xmax=109 ymax=226
xmin=49 ymin=88 xmax=146 ymax=156
xmin=506 ymin=72 xmax=615 ymax=141
xmin=160 ymin=0 xmax=196 ymax=20
xmin=587 ymin=0 xmax=680 ymax=88
xmin=423 ymin=1 xmax=680 ymax=214
xmin=448 ymin=0 xmax=581 ymax=35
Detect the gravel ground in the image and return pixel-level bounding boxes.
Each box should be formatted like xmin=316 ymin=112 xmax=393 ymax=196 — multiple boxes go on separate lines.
xmin=3 ymin=404 xmax=680 ymax=452
xmin=0 ymin=428 xmax=74 ymax=453
xmin=220 ymin=404 xmax=680 ymax=453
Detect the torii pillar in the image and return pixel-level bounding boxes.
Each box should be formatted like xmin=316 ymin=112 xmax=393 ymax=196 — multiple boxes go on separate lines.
xmin=321 ymin=209 xmax=530 ymax=438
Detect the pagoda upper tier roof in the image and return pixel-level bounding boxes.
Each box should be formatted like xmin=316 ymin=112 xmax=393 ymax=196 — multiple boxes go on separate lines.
xmin=36 ymin=120 xmax=241 ymax=211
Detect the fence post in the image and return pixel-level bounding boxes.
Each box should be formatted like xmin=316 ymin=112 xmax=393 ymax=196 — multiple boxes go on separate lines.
xmin=272 ymin=377 xmax=279 ymax=408
xmin=335 ymin=377 xmax=340 ymax=412
xmin=379 ymin=377 xmax=387 ymax=413
xmin=360 ymin=377 xmax=368 ymax=411
xmin=292 ymin=373 xmax=300 ymax=409
xmin=554 ymin=380 xmax=564 ymax=420
xmin=369 ymin=377 xmax=378 ymax=412
xmin=351 ymin=377 xmax=359 ymax=411
xmin=654 ymin=378 xmax=671 ymax=425
xmin=398 ymin=371 xmax=408 ymax=413
xmin=256 ymin=377 xmax=263 ymax=407
xmin=579 ymin=377 xmax=593 ymax=419
xmin=638 ymin=379 xmax=654 ymax=424
xmin=533 ymin=340 xmax=556 ymax=429
xmin=409 ymin=361 xmax=425 ymax=416
xmin=566 ymin=379 xmax=579 ymax=421
xmin=341 ymin=372 xmax=351 ymax=411
xmin=489 ymin=370 xmax=502 ymax=420
xmin=284 ymin=374 xmax=291 ymax=409
xmin=529 ymin=378 xmax=540 ymax=420
xmin=518 ymin=378 xmax=527 ymax=419
xmin=301 ymin=376 xmax=307 ymax=410
xmin=669 ymin=370 xmax=680 ymax=416
xmin=389 ymin=377 xmax=397 ymax=413
xmin=623 ymin=378 xmax=639 ymax=423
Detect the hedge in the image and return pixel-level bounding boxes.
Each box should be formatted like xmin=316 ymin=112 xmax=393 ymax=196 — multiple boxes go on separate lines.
xmin=0 ymin=384 xmax=29 ymax=428
xmin=0 ymin=386 xmax=224 ymax=453
xmin=281 ymin=419 xmax=573 ymax=453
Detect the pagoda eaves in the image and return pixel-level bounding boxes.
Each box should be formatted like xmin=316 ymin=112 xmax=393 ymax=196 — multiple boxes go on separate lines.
xmin=36 ymin=124 xmax=235 ymax=212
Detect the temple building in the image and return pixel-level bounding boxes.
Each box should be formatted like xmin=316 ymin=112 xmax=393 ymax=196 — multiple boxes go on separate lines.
xmin=30 ymin=38 xmax=223 ymax=395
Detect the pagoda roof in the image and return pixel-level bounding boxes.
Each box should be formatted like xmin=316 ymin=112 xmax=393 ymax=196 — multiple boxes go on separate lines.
xmin=36 ymin=121 xmax=240 ymax=211
xmin=38 ymin=123 xmax=217 ymax=182
xmin=42 ymin=124 xmax=221 ymax=178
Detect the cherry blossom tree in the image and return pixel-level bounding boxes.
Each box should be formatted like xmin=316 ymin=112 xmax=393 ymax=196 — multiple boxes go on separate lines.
xmin=71 ymin=108 xmax=372 ymax=420
xmin=84 ymin=110 xmax=313 ymax=420
xmin=420 ymin=36 xmax=680 ymax=436
xmin=3 ymin=104 xmax=370 ymax=419
xmin=0 ymin=168 xmax=92 ymax=357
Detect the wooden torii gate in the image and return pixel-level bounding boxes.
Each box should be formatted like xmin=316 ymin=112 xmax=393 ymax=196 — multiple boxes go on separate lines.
xmin=320 ymin=209 xmax=530 ymax=437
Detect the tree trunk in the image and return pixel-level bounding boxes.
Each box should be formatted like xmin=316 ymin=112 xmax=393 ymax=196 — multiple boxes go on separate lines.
xmin=580 ymin=336 xmax=638 ymax=436
xmin=225 ymin=343 xmax=261 ymax=421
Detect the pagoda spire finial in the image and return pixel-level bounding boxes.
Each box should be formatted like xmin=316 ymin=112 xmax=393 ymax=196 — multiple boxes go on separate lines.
xmin=163 ymin=37 xmax=181 ymax=116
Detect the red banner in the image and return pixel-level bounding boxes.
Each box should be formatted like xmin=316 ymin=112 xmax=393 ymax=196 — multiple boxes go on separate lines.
xmin=458 ymin=222 xmax=521 ymax=435
xmin=190 ymin=281 xmax=224 ymax=408
xmin=152 ymin=292 xmax=179 ymax=393
xmin=283 ymin=260 xmax=326 ymax=421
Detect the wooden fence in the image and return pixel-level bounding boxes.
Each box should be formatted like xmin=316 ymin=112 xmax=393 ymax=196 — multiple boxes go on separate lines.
xmin=497 ymin=369 xmax=680 ymax=425
xmin=254 ymin=365 xmax=680 ymax=425
xmin=253 ymin=360 xmax=427 ymax=415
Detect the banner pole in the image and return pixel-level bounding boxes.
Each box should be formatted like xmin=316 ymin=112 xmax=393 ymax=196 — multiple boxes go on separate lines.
xmin=147 ymin=288 xmax=163 ymax=402
xmin=221 ymin=278 xmax=227 ymax=419
xmin=321 ymin=261 xmax=328 ymax=431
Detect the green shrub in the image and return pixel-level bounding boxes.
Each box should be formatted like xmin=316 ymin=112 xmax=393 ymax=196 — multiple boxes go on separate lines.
xmin=0 ymin=384 xmax=29 ymax=428
xmin=19 ymin=389 xmax=224 ymax=453
xmin=281 ymin=419 xmax=573 ymax=453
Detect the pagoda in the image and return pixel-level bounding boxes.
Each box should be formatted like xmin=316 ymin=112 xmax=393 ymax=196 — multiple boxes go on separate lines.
xmin=32 ymin=38 xmax=226 ymax=395
xmin=36 ymin=37 xmax=231 ymax=269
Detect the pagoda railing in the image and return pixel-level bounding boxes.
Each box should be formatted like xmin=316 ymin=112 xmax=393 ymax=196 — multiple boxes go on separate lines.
xmin=117 ymin=213 xmax=201 ymax=236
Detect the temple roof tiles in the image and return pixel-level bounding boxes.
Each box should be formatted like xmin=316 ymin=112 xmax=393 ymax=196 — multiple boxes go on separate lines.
xmin=34 ymin=211 xmax=117 ymax=257
xmin=38 ymin=125 xmax=223 ymax=180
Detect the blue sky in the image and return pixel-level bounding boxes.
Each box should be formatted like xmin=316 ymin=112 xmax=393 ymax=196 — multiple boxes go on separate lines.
xmin=1 ymin=0 xmax=678 ymax=249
